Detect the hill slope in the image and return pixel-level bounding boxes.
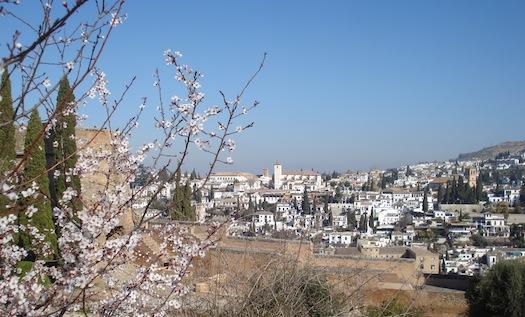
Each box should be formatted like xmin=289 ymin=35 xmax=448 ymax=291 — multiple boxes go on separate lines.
xmin=456 ymin=141 xmax=525 ymax=161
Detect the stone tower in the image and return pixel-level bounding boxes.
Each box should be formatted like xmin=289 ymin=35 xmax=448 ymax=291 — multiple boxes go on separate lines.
xmin=465 ymin=167 xmax=479 ymax=188
xmin=273 ymin=161 xmax=282 ymax=189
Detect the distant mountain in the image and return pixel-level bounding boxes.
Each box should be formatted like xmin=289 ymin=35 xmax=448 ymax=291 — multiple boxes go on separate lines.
xmin=455 ymin=141 xmax=525 ymax=161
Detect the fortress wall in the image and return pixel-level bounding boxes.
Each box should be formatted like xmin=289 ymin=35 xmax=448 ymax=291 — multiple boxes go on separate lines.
xmin=213 ymin=236 xmax=422 ymax=286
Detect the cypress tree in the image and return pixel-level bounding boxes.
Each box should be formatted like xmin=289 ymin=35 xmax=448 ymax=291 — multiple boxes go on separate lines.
xmin=209 ymin=186 xmax=215 ymax=201
xmin=183 ymin=181 xmax=195 ymax=220
xmin=302 ymin=188 xmax=311 ymax=214
xmin=170 ymin=170 xmax=184 ymax=220
xmin=519 ymin=183 xmax=525 ymax=208
xmin=334 ymin=186 xmax=342 ymax=202
xmin=381 ymin=176 xmax=387 ymax=189
xmin=347 ymin=211 xmax=357 ymax=229
xmin=368 ymin=209 xmax=374 ymax=231
xmin=476 ymin=176 xmax=484 ymax=202
xmin=192 ymin=184 xmax=202 ymax=203
xmin=19 ymin=109 xmax=58 ymax=260
xmin=447 ymin=182 xmax=453 ymax=204
xmin=261 ymin=198 xmax=269 ymax=210
xmin=457 ymin=177 xmax=465 ymax=203
xmin=437 ymin=184 xmax=444 ymax=206
xmin=451 ymin=178 xmax=458 ymax=203
xmin=405 ymin=165 xmax=411 ymax=177
xmin=170 ymin=172 xmax=195 ymax=221
xmin=0 ymin=68 xmax=16 ymax=214
xmin=51 ymin=77 xmax=81 ymax=211
xmin=0 ymin=69 xmax=15 ymax=172
xmin=466 ymin=186 xmax=477 ymax=204
xmin=422 ymin=187 xmax=429 ymax=212
xmin=248 ymin=195 xmax=254 ymax=212
xmin=236 ymin=196 xmax=241 ymax=213
xmin=360 ymin=214 xmax=368 ymax=232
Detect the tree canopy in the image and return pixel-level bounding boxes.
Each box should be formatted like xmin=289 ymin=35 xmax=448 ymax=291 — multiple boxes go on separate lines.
xmin=50 ymin=77 xmax=82 ymax=212
xmin=19 ymin=109 xmax=59 ymax=260
xmin=170 ymin=170 xmax=195 ymax=221
xmin=0 ymin=69 xmax=15 ymax=215
xmin=467 ymin=260 xmax=525 ymax=317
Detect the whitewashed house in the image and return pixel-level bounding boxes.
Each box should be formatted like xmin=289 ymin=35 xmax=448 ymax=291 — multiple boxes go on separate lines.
xmin=328 ymin=232 xmax=355 ymax=246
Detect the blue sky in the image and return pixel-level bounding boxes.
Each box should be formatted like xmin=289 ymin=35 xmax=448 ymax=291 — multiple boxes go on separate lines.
xmin=5 ymin=1 xmax=525 ymax=173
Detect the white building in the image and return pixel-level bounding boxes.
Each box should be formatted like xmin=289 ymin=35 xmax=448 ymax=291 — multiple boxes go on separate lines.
xmin=433 ymin=210 xmax=457 ymax=223
xmin=328 ymin=232 xmax=356 ymax=246
xmin=209 ymin=172 xmax=261 ymax=191
xmin=473 ymin=213 xmax=509 ymax=238
xmin=252 ymin=211 xmax=275 ymax=228
xmin=377 ymin=209 xmax=401 ymax=226
xmin=272 ymin=162 xmax=322 ymax=190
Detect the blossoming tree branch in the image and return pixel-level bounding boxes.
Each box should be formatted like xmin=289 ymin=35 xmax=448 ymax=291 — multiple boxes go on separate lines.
xmin=0 ymin=1 xmax=264 ymax=315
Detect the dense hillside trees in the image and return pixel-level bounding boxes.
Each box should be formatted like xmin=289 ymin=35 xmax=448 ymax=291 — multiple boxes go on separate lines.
xmin=441 ymin=177 xmax=478 ymax=204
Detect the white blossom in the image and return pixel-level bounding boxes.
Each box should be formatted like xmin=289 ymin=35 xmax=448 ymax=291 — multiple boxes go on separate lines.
xmin=0 ymin=48 xmax=257 ymax=317
xmin=225 ymin=138 xmax=236 ymax=151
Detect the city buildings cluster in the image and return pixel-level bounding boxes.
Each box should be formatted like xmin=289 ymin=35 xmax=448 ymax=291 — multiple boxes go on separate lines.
xmin=136 ymin=151 xmax=525 ymax=277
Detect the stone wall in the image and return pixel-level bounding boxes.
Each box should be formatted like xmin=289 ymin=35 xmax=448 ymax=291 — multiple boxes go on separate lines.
xmin=215 ymin=236 xmax=423 ymax=286
xmin=76 ymin=128 xmax=133 ymax=232
xmin=441 ymin=204 xmax=484 ymax=213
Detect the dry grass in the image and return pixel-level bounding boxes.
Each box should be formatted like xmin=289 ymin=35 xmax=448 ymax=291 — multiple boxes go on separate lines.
xmin=180 ymin=252 xmax=364 ymax=316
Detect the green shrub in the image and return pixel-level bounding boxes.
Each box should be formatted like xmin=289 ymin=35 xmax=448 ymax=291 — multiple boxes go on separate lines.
xmin=367 ymin=297 xmax=422 ymax=317
xmin=467 ymin=260 xmax=525 ymax=317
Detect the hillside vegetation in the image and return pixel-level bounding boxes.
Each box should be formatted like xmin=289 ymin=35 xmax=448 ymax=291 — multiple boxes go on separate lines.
xmin=456 ymin=141 xmax=525 ymax=161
